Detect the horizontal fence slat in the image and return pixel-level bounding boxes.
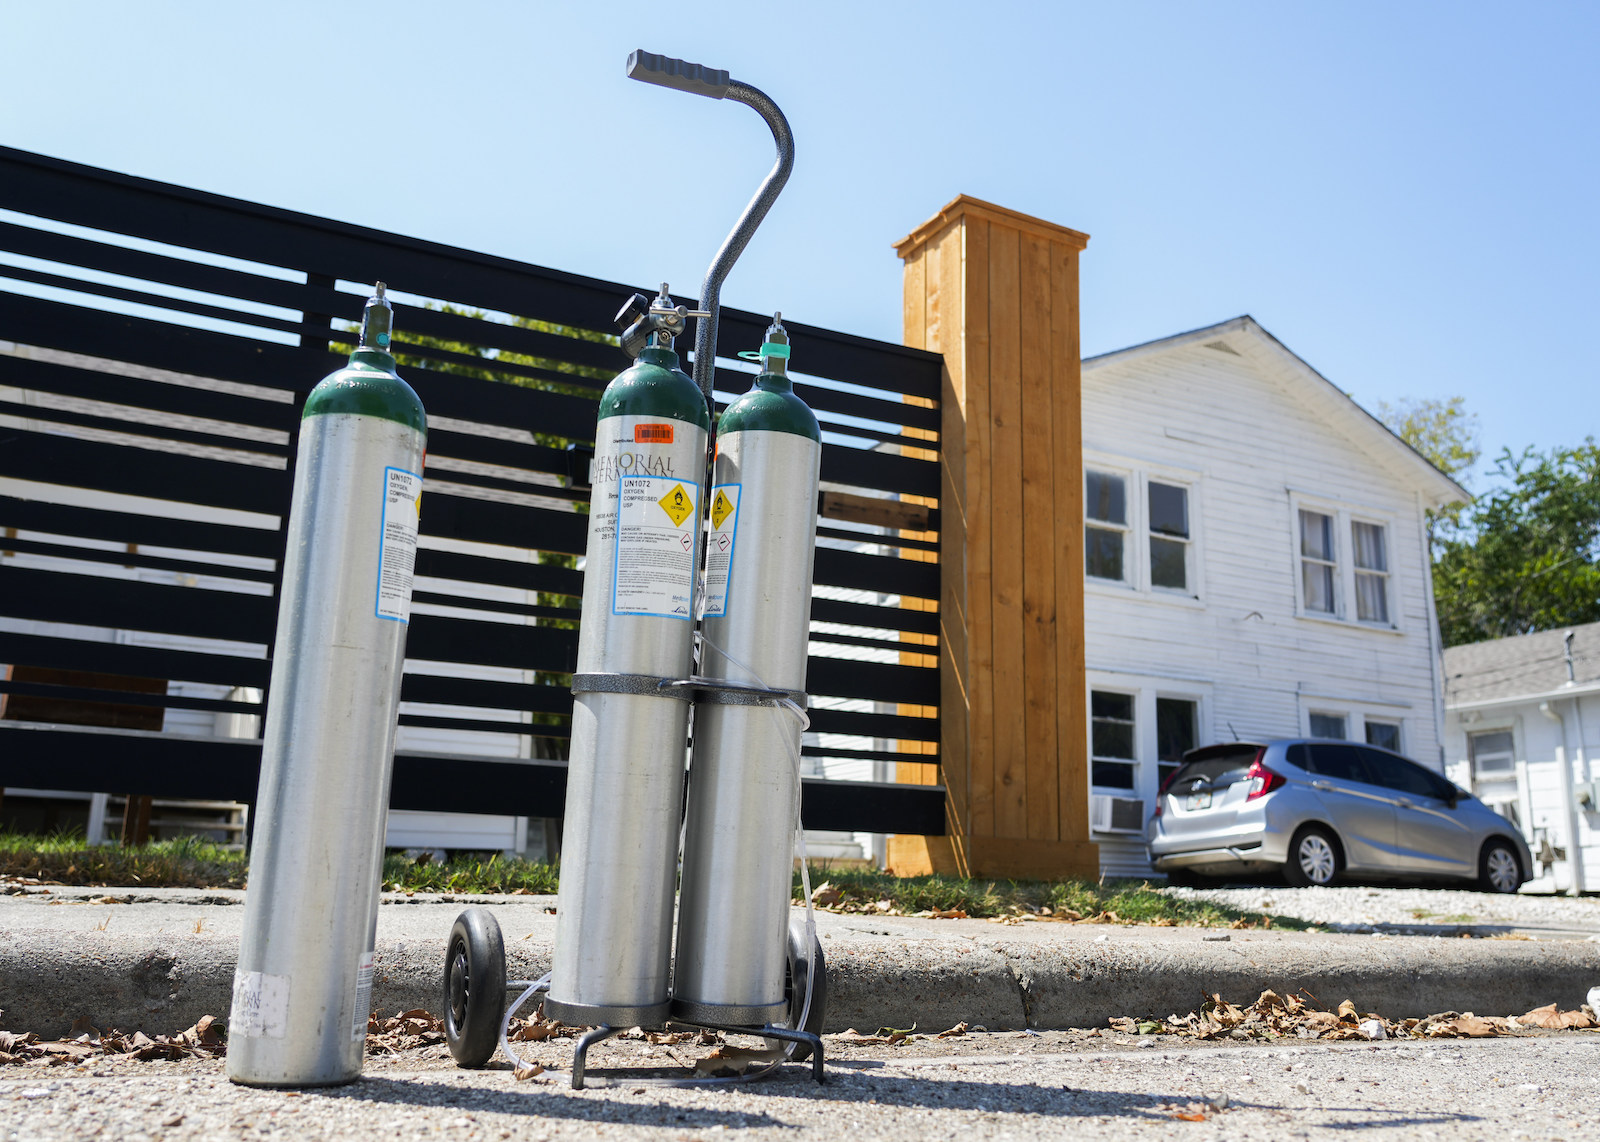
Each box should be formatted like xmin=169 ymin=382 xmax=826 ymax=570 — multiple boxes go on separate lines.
xmin=0 ymin=352 xmax=298 ymax=433
xmin=0 ymin=495 xmax=282 ymax=560
xmin=805 ymin=708 xmax=939 ymax=742
xmin=0 ymin=425 xmax=288 ymax=517
xmin=0 ymin=535 xmax=276 ymax=585
xmin=404 ymin=613 xmax=579 ymax=674
xmin=401 ymin=674 xmax=573 ymax=716
xmin=420 ymin=493 xmax=589 ymax=558
xmin=813 ymin=546 xmax=940 ymax=600
xmin=806 ymin=656 xmax=939 ymax=706
xmin=819 ymin=446 xmax=939 ymax=499
xmin=413 ymin=548 xmax=583 ymax=599
xmin=0 ymin=631 xmax=271 ymax=690
xmin=810 ymin=596 xmax=940 ymax=637
xmin=0 ymin=724 xmax=945 ymax=833
xmin=0 ymin=564 xmax=277 ymax=646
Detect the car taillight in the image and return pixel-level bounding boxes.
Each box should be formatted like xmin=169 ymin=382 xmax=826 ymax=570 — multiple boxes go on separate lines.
xmin=1245 ymin=759 xmax=1285 ymax=800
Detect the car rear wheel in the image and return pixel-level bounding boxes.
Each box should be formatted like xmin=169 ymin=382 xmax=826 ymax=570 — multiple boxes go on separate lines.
xmin=1283 ymin=826 xmax=1340 ymax=887
xmin=1477 ymin=840 xmax=1522 ymax=894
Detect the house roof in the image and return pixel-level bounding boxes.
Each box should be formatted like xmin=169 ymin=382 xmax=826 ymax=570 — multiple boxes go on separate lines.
xmin=1442 ymin=620 xmax=1600 ymax=709
xmin=1083 ymin=316 xmax=1470 ymax=510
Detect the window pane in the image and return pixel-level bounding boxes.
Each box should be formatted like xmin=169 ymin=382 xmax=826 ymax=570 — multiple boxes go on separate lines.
xmin=1148 ymin=482 xmax=1188 ymax=537
xmin=1092 ymin=719 xmax=1135 ymax=759
xmin=1091 ymin=690 xmax=1135 ymax=760
xmin=1092 ymin=691 xmax=1134 ymax=720
xmin=1150 ymin=537 xmax=1187 ymax=590
xmin=1299 ymin=510 xmax=1333 ymax=561
xmin=1470 ymin=731 xmax=1515 ymax=775
xmin=1309 ymin=712 xmax=1347 ymax=739
xmin=1156 ymin=698 xmax=1197 ymax=761
xmin=1352 ymin=522 xmax=1387 ymax=571
xmin=1092 ymin=760 xmax=1137 ymax=790
xmin=1306 ymin=742 xmax=1371 ymax=783
xmin=1364 ymin=720 xmax=1401 ymax=753
xmin=1355 ymin=572 xmax=1389 ymax=623
xmin=1085 ymin=470 xmax=1126 ymax=525
xmin=1086 ymin=526 xmax=1125 ymax=581
xmin=1303 ymin=561 xmax=1335 ymax=612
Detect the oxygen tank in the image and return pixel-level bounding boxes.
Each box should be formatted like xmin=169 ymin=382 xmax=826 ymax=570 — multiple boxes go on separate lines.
xmin=544 ymin=287 xmax=712 ymax=1027
xmin=672 ymin=314 xmax=821 ymax=1024
xmin=228 ymin=285 xmax=426 ymax=1087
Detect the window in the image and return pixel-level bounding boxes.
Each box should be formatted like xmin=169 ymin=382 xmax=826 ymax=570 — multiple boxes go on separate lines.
xmin=1361 ymin=748 xmax=1457 ymax=803
xmin=1090 ymin=690 xmax=1136 ymax=789
xmin=1085 ymin=470 xmax=1127 ymax=582
xmin=1303 ymin=742 xmax=1375 ymax=785
xmin=1155 ymin=697 xmax=1197 ymax=789
xmin=1148 ymin=482 xmax=1190 ymax=591
xmin=1352 ymin=521 xmax=1390 ymax=624
xmin=1308 ymin=712 xmax=1347 ymax=740
xmin=1299 ymin=510 xmax=1336 ymax=613
xmin=1364 ymin=719 xmax=1401 ymax=753
xmin=1469 ymin=730 xmax=1515 ymax=778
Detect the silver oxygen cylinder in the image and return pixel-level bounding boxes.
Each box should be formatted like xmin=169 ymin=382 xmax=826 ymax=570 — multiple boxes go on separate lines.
xmin=673 ymin=315 xmax=821 ymax=1023
xmin=544 ymin=291 xmax=711 ymax=1028
xmin=228 ymin=286 xmax=426 ymax=1087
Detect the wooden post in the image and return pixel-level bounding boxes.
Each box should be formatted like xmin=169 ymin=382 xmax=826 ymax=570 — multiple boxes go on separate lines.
xmin=889 ymin=196 xmax=1098 ymax=880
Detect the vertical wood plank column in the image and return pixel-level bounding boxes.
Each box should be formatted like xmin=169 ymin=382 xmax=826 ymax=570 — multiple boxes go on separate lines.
xmin=888 ymin=196 xmax=1099 ymax=880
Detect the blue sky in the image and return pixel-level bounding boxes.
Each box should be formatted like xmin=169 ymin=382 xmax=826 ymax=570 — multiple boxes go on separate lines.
xmin=2 ymin=1 xmax=1594 ymax=490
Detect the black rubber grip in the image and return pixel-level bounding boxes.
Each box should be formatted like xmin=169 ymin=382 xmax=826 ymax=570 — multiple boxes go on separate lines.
xmin=626 ymin=50 xmax=729 ymax=99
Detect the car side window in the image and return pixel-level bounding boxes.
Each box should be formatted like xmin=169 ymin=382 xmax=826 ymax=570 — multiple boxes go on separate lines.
xmin=1306 ymin=743 xmax=1374 ymax=784
xmin=1361 ymin=749 xmax=1449 ymax=800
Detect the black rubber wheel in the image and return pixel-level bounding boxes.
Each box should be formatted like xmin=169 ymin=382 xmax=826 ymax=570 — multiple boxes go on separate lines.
xmin=1477 ymin=839 xmax=1522 ymax=894
xmin=1283 ymin=825 xmax=1340 ymax=887
xmin=782 ymin=921 xmax=828 ymax=1061
xmin=443 ymin=907 xmax=506 ymax=1068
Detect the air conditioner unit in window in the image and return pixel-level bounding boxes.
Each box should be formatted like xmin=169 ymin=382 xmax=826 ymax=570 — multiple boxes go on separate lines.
xmin=1090 ymin=794 xmax=1146 ymax=835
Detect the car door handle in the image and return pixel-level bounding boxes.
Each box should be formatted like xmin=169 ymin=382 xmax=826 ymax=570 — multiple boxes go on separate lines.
xmin=1311 ymin=781 xmax=1334 ymax=791
xmin=1396 ymin=799 xmax=1415 ymax=810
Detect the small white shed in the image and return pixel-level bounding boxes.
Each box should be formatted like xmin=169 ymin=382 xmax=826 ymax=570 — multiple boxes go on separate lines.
xmin=1442 ymin=622 xmax=1600 ymax=893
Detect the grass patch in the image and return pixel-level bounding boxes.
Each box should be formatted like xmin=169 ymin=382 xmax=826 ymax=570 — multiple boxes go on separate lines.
xmin=794 ymin=865 xmax=1306 ymax=929
xmin=381 ymin=852 xmax=559 ymax=895
xmin=0 ymin=831 xmax=247 ymax=889
xmin=0 ymin=833 xmax=1296 ymax=929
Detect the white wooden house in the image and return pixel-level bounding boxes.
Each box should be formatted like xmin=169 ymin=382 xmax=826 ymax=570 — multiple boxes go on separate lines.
xmin=1441 ymin=622 xmax=1600 ymax=893
xmin=1078 ymin=316 xmax=1467 ymax=876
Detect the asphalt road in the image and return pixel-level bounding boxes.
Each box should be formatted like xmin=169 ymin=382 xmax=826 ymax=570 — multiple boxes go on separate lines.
xmin=6 ymin=1029 xmax=1599 ymax=1140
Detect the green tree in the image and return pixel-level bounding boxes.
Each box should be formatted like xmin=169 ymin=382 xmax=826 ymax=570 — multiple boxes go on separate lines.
xmin=1375 ymin=395 xmax=1479 ymax=535
xmin=1432 ymin=440 xmax=1600 ymax=646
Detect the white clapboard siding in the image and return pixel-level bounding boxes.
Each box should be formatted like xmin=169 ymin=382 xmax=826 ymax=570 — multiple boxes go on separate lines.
xmin=1079 ymin=320 xmax=1462 ymax=877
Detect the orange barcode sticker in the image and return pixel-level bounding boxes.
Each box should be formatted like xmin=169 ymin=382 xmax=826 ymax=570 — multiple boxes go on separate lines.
xmin=635 ymin=423 xmax=674 ymax=444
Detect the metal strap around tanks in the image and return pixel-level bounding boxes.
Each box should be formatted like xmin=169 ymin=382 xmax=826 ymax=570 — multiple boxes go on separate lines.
xmin=571 ymin=672 xmax=806 ymax=709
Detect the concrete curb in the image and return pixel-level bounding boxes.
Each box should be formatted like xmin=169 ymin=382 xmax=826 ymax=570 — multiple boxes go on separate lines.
xmin=4 ymin=923 xmax=1598 ymax=1040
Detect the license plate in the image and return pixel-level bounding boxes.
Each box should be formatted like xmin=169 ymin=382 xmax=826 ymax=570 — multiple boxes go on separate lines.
xmin=1185 ymin=791 xmax=1212 ymax=811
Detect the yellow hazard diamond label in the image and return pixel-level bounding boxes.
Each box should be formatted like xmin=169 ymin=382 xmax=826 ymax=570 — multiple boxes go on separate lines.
xmin=658 ymin=483 xmax=694 ymax=527
xmin=711 ymin=488 xmax=736 ymax=529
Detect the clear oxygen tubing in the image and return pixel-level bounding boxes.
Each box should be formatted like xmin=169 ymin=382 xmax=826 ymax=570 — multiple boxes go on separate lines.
xmin=494 ymin=635 xmax=818 ymax=1089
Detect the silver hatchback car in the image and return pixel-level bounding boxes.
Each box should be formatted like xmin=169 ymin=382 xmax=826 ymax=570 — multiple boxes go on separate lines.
xmin=1146 ymin=740 xmax=1533 ymax=892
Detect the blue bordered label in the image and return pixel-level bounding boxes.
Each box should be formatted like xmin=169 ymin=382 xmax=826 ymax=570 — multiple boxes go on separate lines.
xmin=376 ymin=466 xmax=422 ymax=622
xmin=612 ymin=474 xmax=698 ymax=619
xmin=702 ymin=483 xmax=742 ymax=618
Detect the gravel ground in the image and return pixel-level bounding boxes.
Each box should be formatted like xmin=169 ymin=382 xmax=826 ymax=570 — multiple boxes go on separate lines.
xmin=5 ymin=1030 xmax=1600 ymax=1140
xmin=1164 ymin=884 xmax=1600 ymax=938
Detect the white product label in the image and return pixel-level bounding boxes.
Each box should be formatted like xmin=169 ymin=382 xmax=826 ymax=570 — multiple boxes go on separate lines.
xmin=352 ymin=951 xmax=375 ymax=1041
xmin=230 ymin=970 xmax=290 ymax=1039
xmin=702 ymin=483 xmax=742 ymax=618
xmin=612 ymin=474 xmax=698 ymax=619
xmin=376 ymin=466 xmax=423 ymax=622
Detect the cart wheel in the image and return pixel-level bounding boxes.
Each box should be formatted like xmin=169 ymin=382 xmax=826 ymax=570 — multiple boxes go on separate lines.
xmin=783 ymin=921 xmax=827 ymax=1061
xmin=443 ymin=908 xmax=506 ymax=1068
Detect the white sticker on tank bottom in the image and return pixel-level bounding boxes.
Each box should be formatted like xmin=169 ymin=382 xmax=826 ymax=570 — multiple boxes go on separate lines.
xmin=376 ymin=466 xmax=423 ymax=622
xmin=612 ymin=474 xmax=698 ymax=619
xmin=230 ymin=969 xmax=290 ymax=1039
xmin=702 ymin=483 xmax=742 ymax=618
xmin=352 ymin=951 xmax=375 ymax=1041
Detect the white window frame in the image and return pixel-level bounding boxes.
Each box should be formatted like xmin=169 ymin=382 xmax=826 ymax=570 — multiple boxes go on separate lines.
xmin=1086 ymin=671 xmax=1213 ymax=810
xmin=1363 ymin=716 xmax=1404 ymax=754
xmin=1298 ymin=696 xmax=1412 ymax=760
xmin=1089 ymin=686 xmax=1139 ymax=794
xmin=1350 ymin=516 xmax=1393 ymax=626
xmin=1287 ymin=494 xmax=1401 ymax=631
xmin=1084 ymin=454 xmax=1203 ymax=602
xmin=1467 ymin=726 xmax=1517 ymax=779
xmin=1084 ymin=465 xmax=1133 ymax=587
